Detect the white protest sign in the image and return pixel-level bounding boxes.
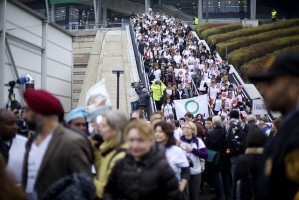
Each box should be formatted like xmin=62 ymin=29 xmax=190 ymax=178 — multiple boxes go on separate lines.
xmin=252 ymin=99 xmax=268 ymax=115
xmin=174 ymin=95 xmax=210 ymax=119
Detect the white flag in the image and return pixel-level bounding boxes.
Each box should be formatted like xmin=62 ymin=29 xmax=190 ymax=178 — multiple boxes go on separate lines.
xmin=174 ymin=95 xmax=210 ymax=119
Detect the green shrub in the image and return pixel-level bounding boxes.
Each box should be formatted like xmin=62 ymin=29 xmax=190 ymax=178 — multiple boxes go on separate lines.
xmin=217 ymin=26 xmax=299 ymax=57
xmin=207 ymin=19 xmax=299 ymax=44
xmin=241 ymin=45 xmax=299 ymax=76
xmin=196 ymin=22 xmax=227 ymax=35
xmin=199 ymin=23 xmax=242 ymax=40
xmin=227 ymin=35 xmax=299 ymax=70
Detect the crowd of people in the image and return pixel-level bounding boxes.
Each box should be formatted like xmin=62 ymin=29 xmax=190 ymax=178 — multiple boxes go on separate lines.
xmin=0 ymin=86 xmax=284 ymax=200
xmin=1 ymin=11 xmax=299 ymax=200
xmin=131 ymin=13 xmax=250 ymax=122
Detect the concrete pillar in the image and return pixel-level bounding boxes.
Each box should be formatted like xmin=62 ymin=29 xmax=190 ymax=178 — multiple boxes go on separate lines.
xmin=198 ymin=0 xmax=203 ymax=23
xmin=0 ymin=0 xmax=6 ymax=107
xmin=205 ymin=0 xmax=209 ymax=21
xmin=51 ymin=4 xmax=55 ymax=22
xmin=145 ymin=0 xmax=151 ymax=14
xmin=94 ymin=0 xmax=102 ymax=25
xmin=41 ymin=21 xmax=48 ymax=89
xmin=103 ymin=6 xmax=107 ymax=24
xmin=250 ymin=0 xmax=256 ymax=19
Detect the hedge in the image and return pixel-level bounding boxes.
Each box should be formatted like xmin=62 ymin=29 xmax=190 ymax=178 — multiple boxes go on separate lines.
xmin=227 ymin=35 xmax=299 ymax=70
xmin=199 ymin=23 xmax=242 ymax=40
xmin=196 ymin=22 xmax=227 ymax=35
xmin=207 ymin=19 xmax=299 ymax=44
xmin=241 ymin=45 xmax=299 ymax=77
xmin=217 ymin=26 xmax=299 ymax=57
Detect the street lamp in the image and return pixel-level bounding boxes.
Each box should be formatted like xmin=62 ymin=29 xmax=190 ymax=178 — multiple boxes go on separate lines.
xmin=112 ymin=67 xmax=124 ymax=109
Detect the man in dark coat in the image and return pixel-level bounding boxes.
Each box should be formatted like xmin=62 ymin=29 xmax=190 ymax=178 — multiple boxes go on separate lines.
xmin=138 ymin=88 xmax=150 ymax=118
xmin=205 ymin=116 xmax=232 ymax=200
xmin=249 ymin=51 xmax=299 ymax=200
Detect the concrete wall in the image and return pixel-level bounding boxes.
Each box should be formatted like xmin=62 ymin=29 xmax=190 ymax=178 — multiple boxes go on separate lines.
xmin=1 ymin=0 xmax=73 ymax=112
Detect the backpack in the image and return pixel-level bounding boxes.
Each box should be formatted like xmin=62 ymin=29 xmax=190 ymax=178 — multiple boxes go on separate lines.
xmin=227 ymin=123 xmax=246 ymax=156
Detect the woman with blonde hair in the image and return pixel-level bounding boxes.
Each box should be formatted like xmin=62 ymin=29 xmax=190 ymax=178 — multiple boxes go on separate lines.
xmin=179 ymin=121 xmax=208 ymax=200
xmin=93 ymin=110 xmax=129 ymax=199
xmin=103 ymin=120 xmax=180 ymax=200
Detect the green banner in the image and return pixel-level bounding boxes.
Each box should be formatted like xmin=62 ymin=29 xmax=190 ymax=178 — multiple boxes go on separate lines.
xmin=50 ymin=0 xmax=92 ymax=4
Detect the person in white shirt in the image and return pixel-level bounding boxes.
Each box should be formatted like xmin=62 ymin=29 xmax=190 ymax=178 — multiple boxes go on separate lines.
xmin=182 ymin=73 xmax=192 ymax=89
xmin=154 ymin=122 xmax=190 ymax=195
xmin=209 ymin=81 xmax=221 ymax=101
xmin=213 ymin=93 xmax=223 ymax=115
xmin=173 ymin=51 xmax=182 ymax=64
xmin=173 ymin=120 xmax=183 ymax=141
xmin=153 ymin=65 xmax=161 ymax=80
xmin=0 ymin=109 xmax=27 ymax=184
xmin=161 ymin=98 xmax=175 ymax=119
xmin=178 ymin=121 xmax=207 ymax=200
xmin=225 ymin=92 xmax=233 ymax=110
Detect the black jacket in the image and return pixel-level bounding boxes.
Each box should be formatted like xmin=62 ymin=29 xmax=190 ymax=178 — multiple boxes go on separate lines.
xmin=205 ymin=126 xmax=226 ymax=151
xmin=235 ymin=151 xmax=264 ymax=200
xmin=42 ymin=173 xmax=95 ymax=200
xmin=258 ymin=110 xmax=299 ymax=200
xmin=103 ymin=144 xmax=180 ymax=200
xmin=138 ymin=91 xmax=150 ymax=107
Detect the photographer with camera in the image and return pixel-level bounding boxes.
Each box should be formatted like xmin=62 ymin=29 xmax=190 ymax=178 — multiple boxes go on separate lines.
xmin=129 ymin=82 xmax=141 ymax=112
xmin=151 ymin=80 xmax=166 ymax=111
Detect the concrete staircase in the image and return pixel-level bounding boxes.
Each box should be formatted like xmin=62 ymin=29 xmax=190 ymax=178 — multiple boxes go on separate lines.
xmin=72 ymin=31 xmax=97 ymax=108
xmin=72 ymin=28 xmax=135 ymax=116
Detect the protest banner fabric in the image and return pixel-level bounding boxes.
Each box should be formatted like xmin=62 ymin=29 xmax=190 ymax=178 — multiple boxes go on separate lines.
xmin=174 ymin=95 xmax=210 ymax=119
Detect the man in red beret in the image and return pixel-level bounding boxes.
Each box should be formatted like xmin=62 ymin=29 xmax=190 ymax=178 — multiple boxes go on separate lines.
xmin=21 ymin=89 xmax=92 ymax=199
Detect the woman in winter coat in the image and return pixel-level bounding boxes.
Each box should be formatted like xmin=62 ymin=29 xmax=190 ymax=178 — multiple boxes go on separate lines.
xmin=93 ymin=110 xmax=129 ymax=199
xmin=178 ymin=121 xmax=208 ymax=200
xmin=103 ymin=120 xmax=180 ymax=200
xmin=154 ymin=121 xmax=190 ymax=199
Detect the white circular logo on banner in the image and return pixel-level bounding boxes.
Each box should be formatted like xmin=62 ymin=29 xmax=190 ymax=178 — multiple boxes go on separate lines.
xmin=184 ymin=100 xmax=200 ymax=114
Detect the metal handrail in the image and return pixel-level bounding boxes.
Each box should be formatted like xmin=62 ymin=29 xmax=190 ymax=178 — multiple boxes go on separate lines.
xmin=64 ymin=22 xmax=129 ymax=30
xmin=129 ymin=19 xmax=156 ymax=117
